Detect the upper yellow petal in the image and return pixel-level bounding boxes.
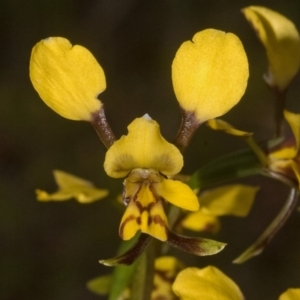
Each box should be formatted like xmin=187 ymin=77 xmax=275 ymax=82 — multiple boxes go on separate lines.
xmin=279 ymin=288 xmax=300 ymax=300
xmin=172 ymin=29 xmax=249 ymax=123
xmin=243 ymin=6 xmax=300 ymax=91
xmin=104 ymin=115 xmax=183 ymax=178
xmin=30 ymin=37 xmax=105 ymax=121
xmin=172 ymin=266 xmax=244 ymax=300
xmin=36 ymin=170 xmax=109 ymax=203
xmin=156 ymin=178 xmax=199 ymax=211
xmin=207 ymin=119 xmax=252 ymax=137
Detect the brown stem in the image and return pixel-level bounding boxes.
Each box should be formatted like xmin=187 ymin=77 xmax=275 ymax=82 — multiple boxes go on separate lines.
xmin=174 ymin=109 xmax=200 ymax=153
xmin=273 ymin=88 xmax=287 ymax=138
xmin=91 ymin=106 xmax=116 ymax=148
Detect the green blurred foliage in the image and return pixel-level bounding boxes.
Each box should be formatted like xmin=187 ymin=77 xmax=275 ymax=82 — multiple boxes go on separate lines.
xmin=1 ymin=0 xmax=300 ymax=299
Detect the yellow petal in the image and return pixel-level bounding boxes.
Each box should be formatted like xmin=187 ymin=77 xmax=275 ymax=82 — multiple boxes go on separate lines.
xmin=152 ymin=256 xmax=184 ymax=300
xmin=30 ymin=37 xmax=105 ymax=121
xmin=269 ymin=147 xmax=297 ymax=160
xmin=284 ymin=110 xmax=300 ymax=155
xmin=243 ymin=6 xmax=300 ymax=91
xmin=36 ymin=170 xmax=108 ymax=203
xmin=279 ymin=288 xmax=300 ymax=300
xmin=104 ymin=115 xmax=183 ymax=178
xmin=172 ymin=29 xmax=249 ymax=123
xmin=119 ymin=184 xmax=168 ymax=241
xmin=181 ymin=210 xmax=220 ymax=233
xmin=156 ymin=178 xmax=199 ymax=211
xmin=172 ymin=266 xmax=244 ymax=300
xmin=155 ymin=256 xmax=184 ymax=278
xmin=199 ymin=184 xmax=259 ymax=217
xmin=207 ymin=119 xmax=252 ymax=137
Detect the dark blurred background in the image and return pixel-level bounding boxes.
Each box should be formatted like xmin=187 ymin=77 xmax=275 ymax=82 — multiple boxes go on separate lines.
xmin=1 ymin=0 xmax=300 ymax=299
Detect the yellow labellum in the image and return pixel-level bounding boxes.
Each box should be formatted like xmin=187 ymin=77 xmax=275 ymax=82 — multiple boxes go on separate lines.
xmin=172 ymin=266 xmax=244 ymax=300
xmin=172 ymin=29 xmax=249 ymax=123
xmin=243 ymin=6 xmax=300 ymax=91
xmin=30 ymin=37 xmax=106 ymax=120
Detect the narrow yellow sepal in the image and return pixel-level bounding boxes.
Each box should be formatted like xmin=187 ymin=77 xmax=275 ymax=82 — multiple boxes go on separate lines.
xmin=243 ymin=6 xmax=300 ymax=91
xmin=36 ymin=170 xmax=109 ymax=203
xmin=207 ymin=119 xmax=252 ymax=137
xmin=279 ymin=288 xmax=300 ymax=300
xmin=30 ymin=37 xmax=106 ymax=120
xmin=172 ymin=266 xmax=244 ymax=300
xmin=104 ymin=115 xmax=183 ymax=178
xmin=172 ymin=29 xmax=249 ymax=123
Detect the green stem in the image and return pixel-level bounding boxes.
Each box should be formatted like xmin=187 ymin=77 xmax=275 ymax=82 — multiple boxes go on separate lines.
xmin=131 ymin=240 xmax=155 ymax=300
xmin=234 ymin=188 xmax=299 ymax=263
xmin=244 ymin=136 xmax=269 ymax=167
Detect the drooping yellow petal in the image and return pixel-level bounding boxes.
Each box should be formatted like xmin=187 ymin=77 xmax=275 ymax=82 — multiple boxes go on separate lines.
xmin=30 ymin=37 xmax=106 ymax=121
xmin=172 ymin=29 xmax=249 ymax=123
xmin=156 ymin=178 xmax=199 ymax=211
xmin=172 ymin=266 xmax=244 ymax=300
xmin=199 ymin=184 xmax=259 ymax=217
xmin=279 ymin=288 xmax=300 ymax=300
xmin=104 ymin=115 xmax=183 ymax=178
xmin=243 ymin=6 xmax=300 ymax=91
xmin=119 ymin=183 xmax=168 ymax=241
xmin=207 ymin=119 xmax=252 ymax=137
xmin=36 ymin=170 xmax=108 ymax=203
xmin=181 ymin=210 xmax=220 ymax=233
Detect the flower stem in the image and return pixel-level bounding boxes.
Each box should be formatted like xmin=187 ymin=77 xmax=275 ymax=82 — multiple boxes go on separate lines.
xmin=91 ymin=106 xmax=116 ymax=148
xmin=234 ymin=188 xmax=298 ymax=263
xmin=131 ymin=240 xmax=155 ymax=300
xmin=174 ymin=109 xmax=200 ymax=152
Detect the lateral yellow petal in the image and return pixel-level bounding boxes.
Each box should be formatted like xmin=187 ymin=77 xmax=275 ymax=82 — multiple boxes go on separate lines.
xmin=119 ymin=184 xmax=168 ymax=241
xmin=30 ymin=37 xmax=105 ymax=120
xmin=172 ymin=29 xmax=248 ymax=123
xmin=279 ymin=288 xmax=300 ymax=300
xmin=104 ymin=115 xmax=183 ymax=178
xmin=181 ymin=210 xmax=220 ymax=233
xmin=199 ymin=184 xmax=259 ymax=217
xmin=156 ymin=178 xmax=199 ymax=211
xmin=207 ymin=119 xmax=252 ymax=137
xmin=243 ymin=6 xmax=300 ymax=91
xmin=172 ymin=266 xmax=244 ymax=300
xmin=36 ymin=170 xmax=108 ymax=203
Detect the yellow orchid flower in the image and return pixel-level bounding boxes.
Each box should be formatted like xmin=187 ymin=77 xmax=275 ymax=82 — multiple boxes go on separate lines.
xmin=172 ymin=29 xmax=248 ymax=123
xmin=36 ymin=170 xmax=108 ymax=203
xmin=181 ymin=184 xmax=258 ymax=233
xmin=30 ymin=37 xmax=106 ymax=121
xmin=104 ymin=115 xmax=199 ymax=241
xmin=279 ymin=288 xmax=300 ymax=300
xmin=269 ymin=110 xmax=300 ymax=187
xmin=243 ymin=6 xmax=300 ymax=91
xmin=172 ymin=266 xmax=244 ymax=300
